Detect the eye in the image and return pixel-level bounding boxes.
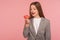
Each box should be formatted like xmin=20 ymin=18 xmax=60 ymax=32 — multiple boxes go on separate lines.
xmin=33 ymin=8 xmax=36 ymax=10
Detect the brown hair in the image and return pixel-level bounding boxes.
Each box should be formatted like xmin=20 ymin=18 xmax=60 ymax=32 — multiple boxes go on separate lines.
xmin=29 ymin=1 xmax=45 ymax=19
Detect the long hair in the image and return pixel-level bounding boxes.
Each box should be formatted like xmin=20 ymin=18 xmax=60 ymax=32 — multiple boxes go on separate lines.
xmin=29 ymin=1 xmax=45 ymax=19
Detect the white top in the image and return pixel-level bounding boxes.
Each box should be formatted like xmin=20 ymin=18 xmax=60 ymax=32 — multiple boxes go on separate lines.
xmin=33 ymin=18 xmax=41 ymax=34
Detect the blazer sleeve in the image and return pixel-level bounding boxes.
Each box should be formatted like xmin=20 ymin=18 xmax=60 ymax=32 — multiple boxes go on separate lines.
xmin=45 ymin=20 xmax=51 ymax=40
xmin=23 ymin=24 xmax=30 ymax=38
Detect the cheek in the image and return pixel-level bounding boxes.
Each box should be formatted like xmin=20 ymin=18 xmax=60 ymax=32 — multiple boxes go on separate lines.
xmin=33 ymin=10 xmax=38 ymax=16
xmin=35 ymin=10 xmax=38 ymax=14
xmin=31 ymin=10 xmax=35 ymax=13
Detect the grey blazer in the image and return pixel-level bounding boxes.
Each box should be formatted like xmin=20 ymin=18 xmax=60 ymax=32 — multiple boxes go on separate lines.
xmin=23 ymin=17 xmax=51 ymax=40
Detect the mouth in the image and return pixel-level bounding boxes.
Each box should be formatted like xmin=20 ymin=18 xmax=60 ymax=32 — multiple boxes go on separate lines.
xmin=32 ymin=13 xmax=35 ymax=15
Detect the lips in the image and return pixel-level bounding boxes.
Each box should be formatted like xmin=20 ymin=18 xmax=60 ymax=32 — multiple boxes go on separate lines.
xmin=32 ymin=13 xmax=35 ymax=15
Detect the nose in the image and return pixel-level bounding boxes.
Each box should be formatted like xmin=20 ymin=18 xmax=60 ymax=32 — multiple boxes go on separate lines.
xmin=31 ymin=10 xmax=35 ymax=13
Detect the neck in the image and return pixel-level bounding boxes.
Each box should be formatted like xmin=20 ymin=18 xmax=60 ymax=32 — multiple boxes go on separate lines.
xmin=34 ymin=15 xmax=40 ymax=18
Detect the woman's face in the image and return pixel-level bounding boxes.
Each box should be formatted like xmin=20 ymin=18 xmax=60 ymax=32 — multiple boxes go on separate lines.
xmin=30 ymin=5 xmax=39 ymax=17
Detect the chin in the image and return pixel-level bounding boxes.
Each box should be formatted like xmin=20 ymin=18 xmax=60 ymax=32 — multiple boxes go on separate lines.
xmin=32 ymin=15 xmax=36 ymax=17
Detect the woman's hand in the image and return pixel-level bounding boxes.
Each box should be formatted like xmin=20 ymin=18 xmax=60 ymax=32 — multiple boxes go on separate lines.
xmin=24 ymin=15 xmax=30 ymax=27
xmin=25 ymin=19 xmax=30 ymax=27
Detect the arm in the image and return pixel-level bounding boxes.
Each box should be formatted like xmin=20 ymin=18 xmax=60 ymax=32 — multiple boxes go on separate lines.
xmin=45 ymin=20 xmax=51 ymax=40
xmin=23 ymin=24 xmax=30 ymax=38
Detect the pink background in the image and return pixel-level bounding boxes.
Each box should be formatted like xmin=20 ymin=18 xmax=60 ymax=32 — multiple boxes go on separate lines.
xmin=0 ymin=0 xmax=60 ymax=40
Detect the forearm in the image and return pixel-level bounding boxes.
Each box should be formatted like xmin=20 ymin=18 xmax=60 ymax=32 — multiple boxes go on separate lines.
xmin=23 ymin=24 xmax=30 ymax=38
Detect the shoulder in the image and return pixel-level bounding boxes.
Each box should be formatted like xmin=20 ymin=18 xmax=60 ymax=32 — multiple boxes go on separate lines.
xmin=41 ymin=17 xmax=50 ymax=24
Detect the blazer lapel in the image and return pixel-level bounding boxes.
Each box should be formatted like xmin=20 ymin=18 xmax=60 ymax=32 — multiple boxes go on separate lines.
xmin=30 ymin=17 xmax=45 ymax=36
xmin=37 ymin=17 xmax=44 ymax=34
xmin=30 ymin=18 xmax=36 ymax=36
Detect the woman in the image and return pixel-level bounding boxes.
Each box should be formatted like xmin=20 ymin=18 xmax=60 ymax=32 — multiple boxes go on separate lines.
xmin=23 ymin=1 xmax=51 ymax=40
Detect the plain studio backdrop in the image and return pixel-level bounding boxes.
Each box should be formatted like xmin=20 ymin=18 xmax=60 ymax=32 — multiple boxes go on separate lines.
xmin=0 ymin=0 xmax=60 ymax=40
